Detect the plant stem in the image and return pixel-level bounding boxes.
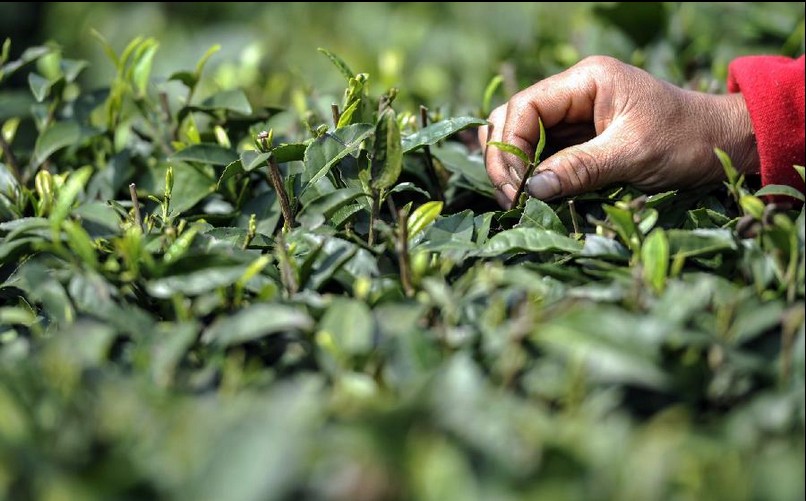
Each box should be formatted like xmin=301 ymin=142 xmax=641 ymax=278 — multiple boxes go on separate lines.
xmin=0 ymin=133 xmax=21 ymax=185
xmin=129 ymin=183 xmax=143 ymax=231
xmin=511 ymin=161 xmax=536 ymax=210
xmin=368 ymin=189 xmax=380 ymax=247
xmin=420 ymin=106 xmax=443 ymax=202
xmin=331 ymin=103 xmax=341 ymax=128
xmin=266 ymin=155 xmax=295 ymax=231
xmin=158 ymin=91 xmax=177 ymax=141
xmin=257 ymin=131 xmax=295 ymax=231
xmin=275 ymin=230 xmax=298 ymax=297
xmin=396 ymin=208 xmax=414 ymax=297
xmin=568 ymin=200 xmax=581 ymax=235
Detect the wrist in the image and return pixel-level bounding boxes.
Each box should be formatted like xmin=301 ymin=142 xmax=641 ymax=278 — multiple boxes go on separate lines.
xmin=711 ymin=93 xmax=760 ymax=176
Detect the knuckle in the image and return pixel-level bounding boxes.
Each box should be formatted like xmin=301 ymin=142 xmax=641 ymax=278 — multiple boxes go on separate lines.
xmin=559 ymin=147 xmax=602 ymax=191
xmin=507 ymin=91 xmax=534 ymax=115
xmin=488 ymin=104 xmax=507 ymax=121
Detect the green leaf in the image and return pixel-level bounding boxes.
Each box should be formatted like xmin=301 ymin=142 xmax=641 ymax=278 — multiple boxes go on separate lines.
xmin=533 ymin=306 xmax=670 ymax=389
xmin=32 ymin=121 xmax=82 ymax=167
xmin=714 ymin=147 xmax=739 ymax=186
xmin=371 ymin=108 xmax=403 ymax=191
xmin=581 ymin=235 xmax=630 ymax=260
xmin=51 ymin=166 xmax=93 ymax=227
xmin=170 ymin=144 xmax=238 ymax=166
xmin=481 ymin=74 xmax=503 ymax=116
xmin=318 ymin=298 xmax=374 ymax=355
xmin=240 ymin=150 xmax=271 ymax=172
xmin=298 ymin=187 xmax=366 ymax=222
xmin=517 ymin=198 xmax=565 ymax=233
xmin=60 ymin=59 xmax=89 ymax=83
xmin=740 ymin=195 xmax=765 ymax=219
xmin=419 ymin=210 xmax=476 ymax=252
xmin=603 ymin=205 xmax=640 ymax=249
xmin=755 ymin=184 xmax=805 ymax=201
xmin=317 ymin=47 xmax=355 ymax=80
xmin=667 ymin=228 xmax=736 ymax=257
xmin=475 ymin=227 xmax=582 ymax=257
xmin=641 ymin=228 xmax=669 ymax=293
xmin=794 ymin=165 xmax=805 ymax=182
xmin=408 ymin=201 xmax=444 ymax=240
xmin=195 ymin=44 xmax=221 ymax=77
xmin=147 ymin=266 xmax=250 ymax=298
xmin=402 ymin=117 xmax=487 ymax=153
xmin=336 ymin=99 xmax=360 ymax=128
xmin=218 ymin=161 xmax=245 ymax=189
xmin=303 ymin=123 xmax=373 ymax=188
xmin=534 ymin=117 xmax=546 ymax=164
xmin=90 ymin=29 xmax=119 ymax=67
xmin=272 ymin=143 xmax=308 ymax=163
xmin=169 ymin=70 xmax=196 ymax=88
xmin=194 ymin=89 xmax=252 ymax=115
xmin=28 ymin=72 xmax=56 ymax=102
xmin=203 ymin=304 xmax=313 ymax=347
xmin=432 ymin=144 xmax=495 ymax=197
xmin=137 ymin=162 xmax=215 ymax=215
xmin=486 ymin=141 xmax=530 ymax=164
xmin=131 ymin=40 xmax=158 ymax=96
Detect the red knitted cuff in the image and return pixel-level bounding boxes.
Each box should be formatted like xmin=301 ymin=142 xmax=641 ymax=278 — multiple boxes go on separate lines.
xmin=727 ymin=55 xmax=805 ymax=191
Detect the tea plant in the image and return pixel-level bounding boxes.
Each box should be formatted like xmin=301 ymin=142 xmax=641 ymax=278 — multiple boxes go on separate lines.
xmin=0 ymin=36 xmax=803 ymax=500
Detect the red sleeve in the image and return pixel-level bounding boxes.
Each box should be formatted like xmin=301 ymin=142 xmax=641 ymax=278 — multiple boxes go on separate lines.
xmin=727 ymin=55 xmax=805 ymax=191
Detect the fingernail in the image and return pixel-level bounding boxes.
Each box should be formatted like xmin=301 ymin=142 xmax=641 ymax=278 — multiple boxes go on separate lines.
xmin=526 ymin=171 xmax=562 ymax=200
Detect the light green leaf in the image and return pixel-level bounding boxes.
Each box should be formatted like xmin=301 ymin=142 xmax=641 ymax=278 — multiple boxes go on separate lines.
xmin=408 ymin=201 xmax=444 ymax=240
xmin=131 ymin=40 xmax=158 ymax=96
xmin=51 ymin=165 xmax=93 ymax=227
xmin=482 ymin=74 xmax=503 ymax=116
xmin=402 ymin=117 xmax=487 ymax=153
xmin=603 ymin=205 xmax=640 ymax=249
xmin=641 ymin=228 xmax=669 ymax=293
xmin=755 ymin=184 xmax=805 ymax=201
xmin=486 ymin=141 xmax=530 ymax=164
xmin=195 ymin=44 xmax=221 ymax=77
xmin=714 ymin=147 xmax=739 ymax=185
xmin=317 ymin=47 xmax=355 ymax=80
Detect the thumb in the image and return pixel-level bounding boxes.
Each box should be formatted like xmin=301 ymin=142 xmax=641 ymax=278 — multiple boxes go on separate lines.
xmin=526 ymin=132 xmax=626 ymax=200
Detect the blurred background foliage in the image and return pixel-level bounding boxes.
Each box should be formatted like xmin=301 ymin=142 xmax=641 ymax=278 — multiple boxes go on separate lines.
xmin=3 ymin=2 xmax=804 ymax=112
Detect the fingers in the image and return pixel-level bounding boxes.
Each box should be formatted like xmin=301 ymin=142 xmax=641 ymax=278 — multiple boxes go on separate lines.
xmin=481 ymin=104 xmax=519 ymax=206
xmin=484 ymin=64 xmax=602 ymax=206
xmin=526 ymin=130 xmax=626 ymax=200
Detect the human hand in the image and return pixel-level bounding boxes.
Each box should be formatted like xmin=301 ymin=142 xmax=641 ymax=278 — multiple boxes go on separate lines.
xmin=479 ymin=56 xmax=760 ymax=207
